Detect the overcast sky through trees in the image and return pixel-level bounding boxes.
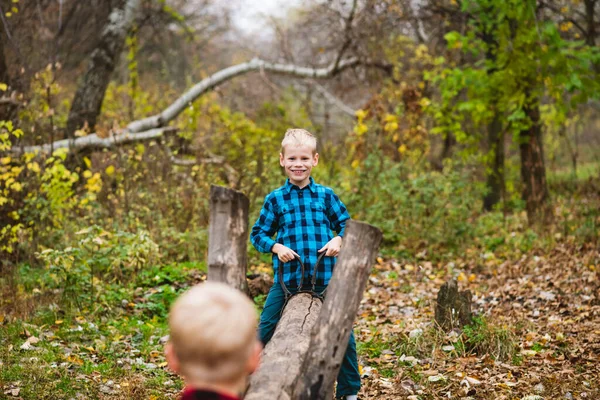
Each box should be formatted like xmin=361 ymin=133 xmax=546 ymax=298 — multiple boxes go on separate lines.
xmin=232 ymin=0 xmax=303 ymax=36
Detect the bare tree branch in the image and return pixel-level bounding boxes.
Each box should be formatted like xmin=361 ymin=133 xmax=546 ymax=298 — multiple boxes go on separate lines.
xmin=332 ymin=0 xmax=358 ymax=72
xmin=18 ymin=127 xmax=177 ymax=154
xmin=13 ymin=57 xmax=361 ymax=155
xmin=309 ymin=80 xmax=356 ymax=117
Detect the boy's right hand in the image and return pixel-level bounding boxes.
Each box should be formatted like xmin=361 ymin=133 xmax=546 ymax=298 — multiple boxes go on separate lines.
xmin=272 ymin=244 xmax=299 ymax=263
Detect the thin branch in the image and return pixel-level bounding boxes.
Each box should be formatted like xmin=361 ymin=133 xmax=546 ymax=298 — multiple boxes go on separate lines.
xmin=0 ymin=97 xmax=22 ymax=107
xmin=332 ymin=0 xmax=358 ymax=72
xmin=0 ymin=4 xmax=24 ymax=63
xmin=309 ymin=80 xmax=356 ymax=117
xmin=538 ymin=1 xmax=588 ymax=37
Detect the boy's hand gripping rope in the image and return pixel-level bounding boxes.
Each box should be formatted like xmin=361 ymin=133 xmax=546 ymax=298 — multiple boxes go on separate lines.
xmin=278 ymin=252 xmax=327 ymax=311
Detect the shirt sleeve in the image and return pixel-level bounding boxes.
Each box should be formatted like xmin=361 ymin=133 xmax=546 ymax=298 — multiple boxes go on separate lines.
xmin=250 ymin=195 xmax=278 ymax=253
xmin=327 ymin=190 xmax=350 ymax=238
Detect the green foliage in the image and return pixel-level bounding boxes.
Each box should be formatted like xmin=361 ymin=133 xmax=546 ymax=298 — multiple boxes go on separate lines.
xmin=36 ymin=226 xmax=160 ymax=309
xmin=341 ymin=153 xmax=486 ymax=255
xmin=461 ymin=315 xmax=517 ymax=361
xmin=0 ymin=120 xmax=25 ymax=253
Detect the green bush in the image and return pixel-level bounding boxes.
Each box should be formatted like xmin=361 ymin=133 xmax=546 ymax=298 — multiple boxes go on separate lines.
xmin=339 ymin=154 xmax=486 ymax=256
xmin=36 ymin=226 xmax=160 ymax=309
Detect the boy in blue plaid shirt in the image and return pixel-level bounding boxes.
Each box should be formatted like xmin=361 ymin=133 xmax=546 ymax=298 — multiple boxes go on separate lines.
xmin=250 ymin=129 xmax=360 ymax=400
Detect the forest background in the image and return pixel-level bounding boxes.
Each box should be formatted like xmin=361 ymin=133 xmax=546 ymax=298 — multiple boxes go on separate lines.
xmin=0 ymin=0 xmax=599 ymax=398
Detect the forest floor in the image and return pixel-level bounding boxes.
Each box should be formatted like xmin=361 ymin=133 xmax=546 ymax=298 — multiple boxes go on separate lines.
xmin=356 ymin=242 xmax=599 ymax=399
xmin=1 ymin=241 xmax=599 ymax=399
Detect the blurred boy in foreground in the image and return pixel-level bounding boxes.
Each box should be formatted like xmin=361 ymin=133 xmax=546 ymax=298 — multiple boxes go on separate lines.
xmin=165 ymin=282 xmax=262 ymax=400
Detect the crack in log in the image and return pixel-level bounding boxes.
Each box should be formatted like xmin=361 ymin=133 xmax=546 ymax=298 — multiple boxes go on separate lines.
xmin=301 ymin=297 xmax=315 ymax=333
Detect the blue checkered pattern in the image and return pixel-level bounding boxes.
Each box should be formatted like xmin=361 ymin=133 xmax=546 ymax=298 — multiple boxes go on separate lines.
xmin=251 ymin=177 xmax=350 ymax=287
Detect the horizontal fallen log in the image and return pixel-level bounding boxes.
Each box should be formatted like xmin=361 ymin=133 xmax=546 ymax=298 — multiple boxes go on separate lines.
xmin=15 ymin=127 xmax=178 ymax=155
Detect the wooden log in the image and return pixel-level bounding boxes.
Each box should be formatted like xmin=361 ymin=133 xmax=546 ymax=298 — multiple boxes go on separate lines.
xmin=291 ymin=221 xmax=382 ymax=400
xmin=289 ymin=220 xmax=382 ymax=400
xmin=207 ymin=185 xmax=249 ymax=292
xmin=245 ymin=293 xmax=322 ymax=400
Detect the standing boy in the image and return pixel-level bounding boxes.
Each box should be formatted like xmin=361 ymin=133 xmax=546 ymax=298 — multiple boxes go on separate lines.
xmin=250 ymin=128 xmax=360 ymax=400
xmin=165 ymin=282 xmax=262 ymax=400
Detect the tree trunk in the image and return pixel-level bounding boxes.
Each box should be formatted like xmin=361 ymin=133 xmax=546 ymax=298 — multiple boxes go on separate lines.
xmin=0 ymin=32 xmax=13 ymax=121
xmin=65 ymin=0 xmax=141 ymax=137
xmin=292 ymin=221 xmax=383 ymax=400
xmin=207 ymin=185 xmax=249 ymax=292
xmin=481 ymin=27 xmax=504 ymax=211
xmin=245 ymin=293 xmax=323 ymax=400
xmin=483 ymin=112 xmax=504 ymax=211
xmin=519 ymin=99 xmax=552 ymax=224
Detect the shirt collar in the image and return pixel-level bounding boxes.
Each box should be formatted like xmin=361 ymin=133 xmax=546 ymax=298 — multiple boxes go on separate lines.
xmin=284 ymin=177 xmax=315 ymax=193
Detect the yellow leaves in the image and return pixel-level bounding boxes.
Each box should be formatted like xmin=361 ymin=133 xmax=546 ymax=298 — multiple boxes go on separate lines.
xmin=457 ymin=272 xmax=477 ymax=283
xmin=66 ymin=354 xmax=84 ymax=365
xmin=0 ymin=82 xmax=7 ymax=91
xmin=559 ymin=22 xmax=573 ymax=32
xmin=384 ymin=114 xmax=398 ymax=132
xmin=27 ymin=161 xmax=40 ymax=173
xmin=1 ymin=156 xmax=11 ymax=164
xmin=354 ymin=122 xmax=368 ymax=136
xmin=398 ymin=144 xmax=407 ymax=154
xmin=105 ymin=165 xmax=115 ymax=176
xmin=415 ymin=44 xmax=429 ymax=60
xmin=355 ymin=109 xmax=368 ymax=121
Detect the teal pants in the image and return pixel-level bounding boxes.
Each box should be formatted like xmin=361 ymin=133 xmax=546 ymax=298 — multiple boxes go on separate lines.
xmin=258 ymin=284 xmax=361 ymax=397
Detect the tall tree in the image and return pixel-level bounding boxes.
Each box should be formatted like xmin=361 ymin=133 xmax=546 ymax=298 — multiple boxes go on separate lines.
xmin=66 ymin=0 xmax=142 ymax=137
xmin=429 ymin=0 xmax=599 ymax=224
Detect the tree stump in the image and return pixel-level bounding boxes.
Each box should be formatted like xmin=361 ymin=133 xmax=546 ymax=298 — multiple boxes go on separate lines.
xmin=207 ymin=185 xmax=249 ymax=292
xmin=434 ymin=279 xmax=472 ymax=331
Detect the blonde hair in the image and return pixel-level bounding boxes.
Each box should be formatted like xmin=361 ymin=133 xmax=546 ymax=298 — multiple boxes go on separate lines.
xmin=281 ymin=128 xmax=317 ymax=154
xmin=168 ymin=282 xmax=258 ymax=384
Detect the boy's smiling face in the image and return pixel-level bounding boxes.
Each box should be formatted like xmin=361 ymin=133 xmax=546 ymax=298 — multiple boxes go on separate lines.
xmin=280 ymin=144 xmax=319 ymax=188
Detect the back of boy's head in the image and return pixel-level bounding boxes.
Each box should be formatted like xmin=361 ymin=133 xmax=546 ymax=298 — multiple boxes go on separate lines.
xmin=168 ymin=282 xmax=258 ymax=384
xmin=281 ymin=128 xmax=317 ymax=154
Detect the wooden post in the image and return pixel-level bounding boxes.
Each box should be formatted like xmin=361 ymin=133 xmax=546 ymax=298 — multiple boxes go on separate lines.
xmin=207 ymin=185 xmax=249 ymax=292
xmin=245 ymin=293 xmax=322 ymax=400
xmin=292 ymin=220 xmax=382 ymax=400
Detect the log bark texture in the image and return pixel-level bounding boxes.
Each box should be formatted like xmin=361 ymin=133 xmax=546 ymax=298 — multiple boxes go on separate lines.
xmin=65 ymin=0 xmax=141 ymax=137
xmin=292 ymin=220 xmax=383 ymax=400
xmin=245 ymin=293 xmax=323 ymax=400
xmin=207 ymin=185 xmax=249 ymax=292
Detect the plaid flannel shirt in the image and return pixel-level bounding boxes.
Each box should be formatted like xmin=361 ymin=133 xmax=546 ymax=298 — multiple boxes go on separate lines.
xmin=251 ymin=178 xmax=350 ymax=287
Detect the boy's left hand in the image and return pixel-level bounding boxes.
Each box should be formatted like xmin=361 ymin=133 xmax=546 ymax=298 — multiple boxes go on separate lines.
xmin=318 ymin=236 xmax=343 ymax=257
